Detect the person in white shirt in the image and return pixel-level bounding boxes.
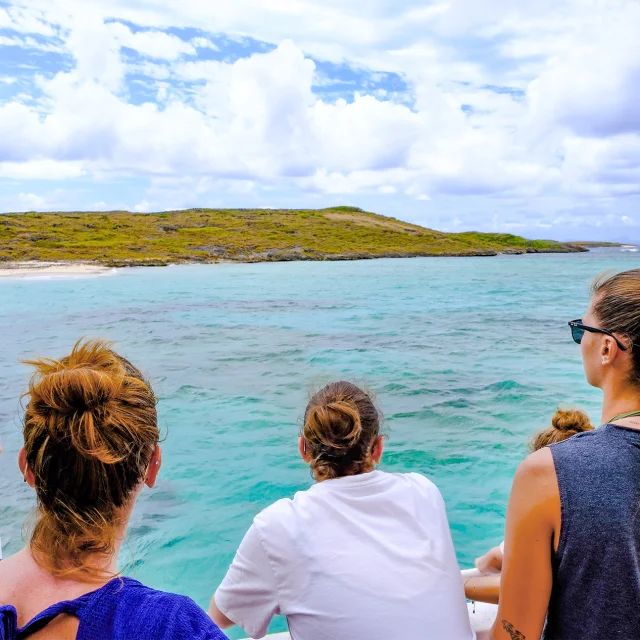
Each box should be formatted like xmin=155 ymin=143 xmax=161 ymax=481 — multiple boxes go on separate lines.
xmin=209 ymin=381 xmax=474 ymax=640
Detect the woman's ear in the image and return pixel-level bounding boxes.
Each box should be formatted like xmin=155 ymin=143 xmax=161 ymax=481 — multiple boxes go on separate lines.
xmin=18 ymin=447 xmax=36 ymax=487
xmin=299 ymin=437 xmax=312 ymax=463
xmin=601 ymin=336 xmax=613 ymax=364
xmin=145 ymin=445 xmax=162 ymax=488
xmin=372 ymin=436 xmax=384 ymax=464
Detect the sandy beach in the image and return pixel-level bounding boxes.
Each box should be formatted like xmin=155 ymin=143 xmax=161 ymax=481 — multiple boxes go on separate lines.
xmin=0 ymin=262 xmax=114 ymax=279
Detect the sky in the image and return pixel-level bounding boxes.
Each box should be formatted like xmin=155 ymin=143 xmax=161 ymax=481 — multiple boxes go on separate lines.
xmin=0 ymin=0 xmax=638 ymax=242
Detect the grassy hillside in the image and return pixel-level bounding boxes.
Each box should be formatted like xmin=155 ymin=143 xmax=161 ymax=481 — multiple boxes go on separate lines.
xmin=0 ymin=207 xmax=585 ymax=266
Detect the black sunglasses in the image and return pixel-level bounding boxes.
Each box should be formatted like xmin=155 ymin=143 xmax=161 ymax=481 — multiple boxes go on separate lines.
xmin=568 ymin=319 xmax=628 ymax=351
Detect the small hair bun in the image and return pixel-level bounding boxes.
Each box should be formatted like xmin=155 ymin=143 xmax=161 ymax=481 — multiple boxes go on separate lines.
xmin=53 ymin=368 xmax=119 ymax=415
xmin=306 ymin=400 xmax=362 ymax=453
xmin=302 ymin=381 xmax=381 ymax=481
xmin=551 ymin=408 xmax=594 ymax=433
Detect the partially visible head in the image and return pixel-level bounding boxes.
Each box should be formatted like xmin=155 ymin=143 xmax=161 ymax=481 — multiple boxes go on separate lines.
xmin=581 ymin=269 xmax=640 ymax=389
xmin=19 ymin=339 xmax=160 ymax=579
xmin=529 ymin=408 xmax=595 ymax=452
xmin=300 ymin=381 xmax=383 ymax=482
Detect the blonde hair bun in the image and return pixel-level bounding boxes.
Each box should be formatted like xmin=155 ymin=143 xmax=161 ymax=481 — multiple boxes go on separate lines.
xmin=551 ymin=408 xmax=594 ymax=433
xmin=529 ymin=407 xmax=595 ymax=452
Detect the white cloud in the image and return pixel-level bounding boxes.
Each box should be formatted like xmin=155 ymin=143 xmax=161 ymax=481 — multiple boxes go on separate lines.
xmin=192 ymin=36 xmax=219 ymax=51
xmin=174 ymin=59 xmax=226 ymax=81
xmin=127 ymin=61 xmax=172 ymax=80
xmin=0 ymin=0 xmax=639 ymax=237
xmin=311 ymin=95 xmax=419 ymax=173
xmin=527 ymin=5 xmax=640 ymax=138
xmin=0 ymin=32 xmax=631 ymax=204
xmin=109 ymin=22 xmax=196 ymax=60
xmin=0 ymin=6 xmax=56 ymax=37
xmin=62 ymin=12 xmax=125 ymax=91
xmin=2 ymin=190 xmax=71 ymax=211
xmin=0 ymin=34 xmax=65 ymax=52
xmin=88 ymin=200 xmax=109 ymax=210
xmin=17 ymin=192 xmax=52 ymax=209
xmin=0 ymin=159 xmax=85 ymax=180
xmin=560 ymin=134 xmax=640 ymax=197
xmin=134 ymin=198 xmax=152 ymax=212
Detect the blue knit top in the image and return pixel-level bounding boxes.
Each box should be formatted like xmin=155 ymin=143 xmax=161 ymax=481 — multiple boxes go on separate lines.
xmin=0 ymin=577 xmax=228 ymax=640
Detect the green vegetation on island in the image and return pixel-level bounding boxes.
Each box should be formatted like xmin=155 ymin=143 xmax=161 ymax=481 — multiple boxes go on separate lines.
xmin=0 ymin=207 xmax=587 ymax=266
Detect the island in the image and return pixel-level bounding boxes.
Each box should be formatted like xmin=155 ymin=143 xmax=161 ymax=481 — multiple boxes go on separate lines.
xmin=0 ymin=206 xmax=587 ymax=268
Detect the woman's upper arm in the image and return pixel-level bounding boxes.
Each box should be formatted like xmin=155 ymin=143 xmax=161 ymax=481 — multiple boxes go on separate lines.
xmin=492 ymin=448 xmax=560 ymax=640
xmin=210 ymin=522 xmax=280 ymax=639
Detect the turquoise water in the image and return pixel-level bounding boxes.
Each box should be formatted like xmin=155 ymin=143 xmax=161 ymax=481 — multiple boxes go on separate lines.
xmin=1 ymin=250 xmax=638 ymax=637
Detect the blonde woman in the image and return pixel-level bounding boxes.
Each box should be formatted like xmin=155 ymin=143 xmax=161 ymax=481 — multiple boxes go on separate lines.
xmin=464 ymin=408 xmax=594 ymax=605
xmin=0 ymin=340 xmax=226 ymax=640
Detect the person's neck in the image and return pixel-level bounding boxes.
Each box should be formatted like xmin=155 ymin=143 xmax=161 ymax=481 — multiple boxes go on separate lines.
xmin=82 ymin=531 xmax=126 ymax=579
xmin=601 ymin=382 xmax=640 ymax=424
xmin=28 ymin=524 xmax=127 ymax=584
xmin=84 ymin=545 xmax=121 ymax=579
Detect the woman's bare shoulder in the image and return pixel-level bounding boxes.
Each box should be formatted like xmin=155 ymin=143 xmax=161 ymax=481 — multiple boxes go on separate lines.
xmin=0 ymin=549 xmax=56 ymax=617
xmin=512 ymin=447 xmax=560 ymax=509
xmin=517 ymin=447 xmax=556 ymax=479
xmin=0 ymin=550 xmax=28 ymax=606
xmin=0 ymin=548 xmax=29 ymax=585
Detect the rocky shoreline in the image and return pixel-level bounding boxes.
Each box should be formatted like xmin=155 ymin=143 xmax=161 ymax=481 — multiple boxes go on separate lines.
xmin=0 ymin=243 xmax=595 ymax=275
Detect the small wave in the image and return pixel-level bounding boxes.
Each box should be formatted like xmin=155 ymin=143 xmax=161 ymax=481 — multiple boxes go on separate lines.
xmin=484 ymin=380 xmax=527 ymax=392
xmin=380 ymin=383 xmax=410 ymax=392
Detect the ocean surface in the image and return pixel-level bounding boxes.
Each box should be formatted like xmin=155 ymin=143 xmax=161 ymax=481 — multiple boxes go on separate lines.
xmin=1 ymin=248 xmax=638 ymax=637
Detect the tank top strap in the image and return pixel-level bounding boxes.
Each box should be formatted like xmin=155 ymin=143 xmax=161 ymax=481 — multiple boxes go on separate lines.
xmin=1 ymin=605 xmax=18 ymax=640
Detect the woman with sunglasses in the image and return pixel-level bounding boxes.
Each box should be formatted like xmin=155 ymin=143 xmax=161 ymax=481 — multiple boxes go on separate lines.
xmin=492 ymin=269 xmax=640 ymax=640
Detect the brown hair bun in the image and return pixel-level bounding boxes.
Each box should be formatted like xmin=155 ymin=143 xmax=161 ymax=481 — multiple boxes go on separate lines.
xmin=303 ymin=382 xmax=381 ymax=481
xmin=305 ymin=400 xmax=363 ymax=455
xmin=551 ymin=408 xmax=594 ymax=433
xmin=529 ymin=408 xmax=595 ymax=452
xmin=22 ymin=339 xmax=159 ymax=578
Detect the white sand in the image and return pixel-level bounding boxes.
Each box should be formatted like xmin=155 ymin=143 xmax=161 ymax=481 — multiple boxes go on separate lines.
xmin=0 ymin=261 xmax=114 ymax=279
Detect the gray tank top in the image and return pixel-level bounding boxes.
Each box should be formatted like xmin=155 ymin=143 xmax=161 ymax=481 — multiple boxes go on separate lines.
xmin=544 ymin=424 xmax=640 ymax=639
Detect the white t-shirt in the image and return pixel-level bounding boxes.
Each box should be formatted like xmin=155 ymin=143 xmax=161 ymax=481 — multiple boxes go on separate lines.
xmin=215 ymin=470 xmax=474 ymax=640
